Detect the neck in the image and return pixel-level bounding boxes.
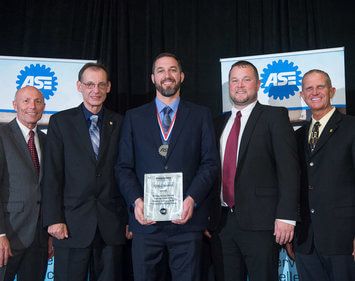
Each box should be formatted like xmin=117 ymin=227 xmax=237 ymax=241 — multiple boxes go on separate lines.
xmin=156 ymin=92 xmax=180 ymax=105
xmin=312 ymin=106 xmax=333 ymax=121
xmin=84 ymin=103 xmax=102 ymax=115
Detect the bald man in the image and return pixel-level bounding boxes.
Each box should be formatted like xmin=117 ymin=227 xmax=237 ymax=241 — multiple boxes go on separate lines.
xmin=0 ymin=86 xmax=51 ymax=281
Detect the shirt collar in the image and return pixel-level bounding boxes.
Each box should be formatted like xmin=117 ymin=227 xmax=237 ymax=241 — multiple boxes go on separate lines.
xmin=155 ymin=96 xmax=180 ymax=113
xmin=311 ymin=107 xmax=335 ymax=128
xmin=16 ymin=118 xmax=38 ymax=138
xmin=231 ymin=100 xmax=257 ymax=117
xmin=82 ymin=103 xmax=104 ymax=121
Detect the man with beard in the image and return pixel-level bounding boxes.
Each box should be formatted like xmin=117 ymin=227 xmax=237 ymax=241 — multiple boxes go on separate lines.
xmin=211 ymin=60 xmax=300 ymax=281
xmin=116 ymin=52 xmax=219 ymax=281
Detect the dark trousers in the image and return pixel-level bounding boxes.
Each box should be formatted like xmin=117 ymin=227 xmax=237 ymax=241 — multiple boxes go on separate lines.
xmin=0 ymin=222 xmax=48 ymax=281
xmin=132 ymin=227 xmax=202 ymax=281
xmin=54 ymin=230 xmax=123 ymax=281
xmin=295 ymin=248 xmax=355 ymax=281
xmin=219 ymin=209 xmax=279 ymax=281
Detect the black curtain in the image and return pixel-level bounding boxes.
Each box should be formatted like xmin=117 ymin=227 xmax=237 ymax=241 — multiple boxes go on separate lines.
xmin=1 ymin=0 xmax=354 ymax=116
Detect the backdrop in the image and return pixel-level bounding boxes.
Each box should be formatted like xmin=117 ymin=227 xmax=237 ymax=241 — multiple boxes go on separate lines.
xmin=0 ymin=0 xmax=354 ymax=117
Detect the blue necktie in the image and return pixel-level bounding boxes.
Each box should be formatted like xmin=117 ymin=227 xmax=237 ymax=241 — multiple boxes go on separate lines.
xmin=89 ymin=115 xmax=100 ymax=158
xmin=162 ymin=106 xmax=172 ymax=133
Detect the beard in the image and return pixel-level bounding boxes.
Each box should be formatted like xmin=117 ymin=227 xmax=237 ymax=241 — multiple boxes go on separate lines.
xmin=155 ymin=78 xmax=181 ymax=97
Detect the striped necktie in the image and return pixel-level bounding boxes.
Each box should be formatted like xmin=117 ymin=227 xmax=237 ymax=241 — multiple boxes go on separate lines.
xmin=89 ymin=115 xmax=100 ymax=158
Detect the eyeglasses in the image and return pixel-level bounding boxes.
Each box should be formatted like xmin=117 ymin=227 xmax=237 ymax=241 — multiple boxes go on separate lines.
xmin=81 ymin=81 xmax=109 ymax=90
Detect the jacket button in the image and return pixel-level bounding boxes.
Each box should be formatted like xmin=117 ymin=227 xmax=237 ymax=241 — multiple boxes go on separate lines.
xmin=96 ymin=173 xmax=101 ymax=177
xmin=308 ymin=185 xmax=313 ymax=190
xmin=310 ymin=208 xmax=315 ymax=214
xmin=164 ymin=166 xmax=168 ymax=170
xmin=309 ymin=162 xmax=314 ymax=167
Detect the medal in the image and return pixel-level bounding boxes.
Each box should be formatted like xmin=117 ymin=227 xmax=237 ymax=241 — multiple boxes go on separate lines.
xmin=158 ymin=144 xmax=169 ymax=157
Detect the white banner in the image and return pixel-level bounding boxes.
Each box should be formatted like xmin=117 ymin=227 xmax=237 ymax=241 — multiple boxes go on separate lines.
xmin=0 ymin=55 xmax=95 ymax=124
xmin=220 ymin=47 xmax=345 ymax=123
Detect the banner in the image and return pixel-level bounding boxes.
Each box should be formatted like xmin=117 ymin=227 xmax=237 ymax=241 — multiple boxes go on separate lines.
xmin=220 ymin=47 xmax=345 ymax=124
xmin=0 ymin=55 xmax=95 ymax=124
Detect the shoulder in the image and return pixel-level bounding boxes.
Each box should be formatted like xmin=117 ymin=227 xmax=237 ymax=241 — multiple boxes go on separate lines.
xmin=104 ymin=107 xmax=122 ymax=122
xmin=49 ymin=107 xmax=79 ymax=121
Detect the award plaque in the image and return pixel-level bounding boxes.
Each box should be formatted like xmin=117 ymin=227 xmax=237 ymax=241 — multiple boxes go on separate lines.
xmin=144 ymin=172 xmax=183 ymax=221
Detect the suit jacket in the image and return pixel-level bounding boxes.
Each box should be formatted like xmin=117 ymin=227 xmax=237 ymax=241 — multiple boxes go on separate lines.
xmin=0 ymin=119 xmax=47 ymax=250
xmin=295 ymin=110 xmax=355 ymax=255
xmin=212 ymin=102 xmax=300 ymax=231
xmin=116 ymin=100 xmax=219 ymax=234
xmin=42 ymin=104 xmax=127 ymax=248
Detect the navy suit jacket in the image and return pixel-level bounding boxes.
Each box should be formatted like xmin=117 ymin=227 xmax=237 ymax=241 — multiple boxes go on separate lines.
xmin=116 ymin=100 xmax=219 ymax=234
xmin=295 ymin=110 xmax=355 ymax=255
xmin=42 ymin=104 xmax=127 ymax=248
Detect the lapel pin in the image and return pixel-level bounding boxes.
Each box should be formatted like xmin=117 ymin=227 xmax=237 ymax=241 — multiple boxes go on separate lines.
xmin=329 ymin=128 xmax=333 ymax=133
xmin=109 ymin=121 xmax=113 ymax=126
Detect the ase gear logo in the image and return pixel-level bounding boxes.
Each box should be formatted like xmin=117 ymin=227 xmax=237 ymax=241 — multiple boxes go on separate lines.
xmin=260 ymin=60 xmax=302 ymax=100
xmin=16 ymin=64 xmax=58 ymax=100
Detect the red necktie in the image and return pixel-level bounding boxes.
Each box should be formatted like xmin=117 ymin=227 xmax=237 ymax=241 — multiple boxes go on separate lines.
xmin=28 ymin=130 xmax=40 ymax=174
xmin=222 ymin=111 xmax=242 ymax=208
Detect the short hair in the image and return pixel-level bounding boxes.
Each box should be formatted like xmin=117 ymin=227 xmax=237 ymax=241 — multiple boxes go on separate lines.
xmin=228 ymin=60 xmax=259 ymax=81
xmin=152 ymin=52 xmax=183 ymax=73
xmin=302 ymin=69 xmax=332 ymax=88
xmin=78 ymin=62 xmax=110 ymax=81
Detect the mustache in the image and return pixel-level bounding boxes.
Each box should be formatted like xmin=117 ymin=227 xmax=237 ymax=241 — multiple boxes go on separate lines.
xmin=161 ymin=78 xmax=175 ymax=84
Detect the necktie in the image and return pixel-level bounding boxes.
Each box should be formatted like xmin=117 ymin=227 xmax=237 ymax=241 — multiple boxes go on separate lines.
xmin=28 ymin=130 xmax=40 ymax=174
xmin=162 ymin=106 xmax=172 ymax=133
xmin=309 ymin=121 xmax=321 ymax=151
xmin=89 ymin=115 xmax=100 ymax=158
xmin=222 ymin=111 xmax=242 ymax=208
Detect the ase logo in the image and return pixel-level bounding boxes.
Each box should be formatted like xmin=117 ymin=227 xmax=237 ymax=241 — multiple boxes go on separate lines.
xmin=16 ymin=64 xmax=58 ymax=100
xmin=260 ymin=60 xmax=302 ymax=100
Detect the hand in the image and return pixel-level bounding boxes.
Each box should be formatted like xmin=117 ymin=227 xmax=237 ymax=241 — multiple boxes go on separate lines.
xmin=134 ymin=198 xmax=155 ymax=225
xmin=285 ymin=242 xmax=295 ymax=261
xmin=204 ymin=229 xmax=212 ymax=239
xmin=47 ymin=236 xmax=54 ymax=259
xmin=172 ymin=196 xmax=195 ymax=225
xmin=274 ymin=219 xmax=294 ymax=245
xmin=48 ymin=223 xmax=69 ymax=240
xmin=125 ymin=225 xmax=133 ymax=240
xmin=0 ymin=236 xmax=12 ymax=267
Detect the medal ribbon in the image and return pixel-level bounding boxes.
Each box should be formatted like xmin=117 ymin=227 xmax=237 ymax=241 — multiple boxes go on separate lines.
xmin=157 ymin=109 xmax=177 ymax=142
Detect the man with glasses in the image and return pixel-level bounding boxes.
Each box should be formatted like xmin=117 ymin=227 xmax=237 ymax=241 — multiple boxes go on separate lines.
xmin=42 ymin=63 xmax=127 ymax=281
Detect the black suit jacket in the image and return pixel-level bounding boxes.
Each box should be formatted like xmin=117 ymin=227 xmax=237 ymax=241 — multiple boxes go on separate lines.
xmin=211 ymin=102 xmax=300 ymax=231
xmin=116 ymin=100 xmax=219 ymax=234
xmin=42 ymin=104 xmax=127 ymax=248
xmin=295 ymin=110 xmax=355 ymax=255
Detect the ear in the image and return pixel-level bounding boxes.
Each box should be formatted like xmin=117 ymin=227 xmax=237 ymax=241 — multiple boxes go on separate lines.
xmin=151 ymin=73 xmax=155 ymax=84
xmin=180 ymin=72 xmax=185 ymax=83
xmin=330 ymin=87 xmax=336 ymax=99
xmin=106 ymin=81 xmax=111 ymax=93
xmin=76 ymin=81 xmax=81 ymax=92
xmin=12 ymin=100 xmax=17 ymax=111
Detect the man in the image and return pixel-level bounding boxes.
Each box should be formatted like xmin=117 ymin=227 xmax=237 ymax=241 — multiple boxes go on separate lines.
xmin=286 ymin=69 xmax=355 ymax=281
xmin=42 ymin=63 xmax=127 ymax=281
xmin=0 ymin=86 xmax=51 ymax=281
xmin=116 ymin=52 xmax=219 ymax=281
xmin=212 ymin=60 xmax=300 ymax=281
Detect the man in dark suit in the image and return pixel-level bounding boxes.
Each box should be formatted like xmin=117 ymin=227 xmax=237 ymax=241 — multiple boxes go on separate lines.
xmin=211 ymin=60 xmax=300 ymax=281
xmin=116 ymin=52 xmax=219 ymax=281
xmin=0 ymin=86 xmax=50 ymax=281
xmin=42 ymin=63 xmax=127 ymax=281
xmin=286 ymin=69 xmax=355 ymax=281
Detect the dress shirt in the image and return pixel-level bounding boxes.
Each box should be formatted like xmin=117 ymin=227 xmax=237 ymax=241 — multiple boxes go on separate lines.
xmin=82 ymin=103 xmax=104 ymax=130
xmin=155 ymin=96 xmax=180 ymax=123
xmin=308 ymin=107 xmax=336 ymax=140
xmin=219 ymin=102 xmax=295 ymax=225
xmin=16 ymin=118 xmax=42 ymax=164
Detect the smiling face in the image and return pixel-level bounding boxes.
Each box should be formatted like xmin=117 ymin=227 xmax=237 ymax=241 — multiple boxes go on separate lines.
xmin=13 ymin=86 xmax=45 ymax=129
xmin=300 ymin=71 xmax=335 ymax=119
xmin=77 ymin=67 xmax=111 ymax=114
xmin=229 ymin=65 xmax=260 ymax=109
xmin=151 ymin=56 xmax=184 ymax=101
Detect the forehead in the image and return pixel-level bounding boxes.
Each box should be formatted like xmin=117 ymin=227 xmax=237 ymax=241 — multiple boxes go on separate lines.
xmin=17 ymin=88 xmax=43 ymax=100
xmin=82 ymin=68 xmax=108 ymax=81
xmin=154 ymin=56 xmax=179 ymax=70
xmin=303 ymin=72 xmax=327 ymax=85
xmin=230 ymin=65 xmax=255 ymax=77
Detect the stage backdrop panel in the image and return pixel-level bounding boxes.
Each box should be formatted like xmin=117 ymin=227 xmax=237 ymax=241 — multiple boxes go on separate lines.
xmin=0 ymin=55 xmax=95 ymax=124
xmin=220 ymin=47 xmax=345 ymax=124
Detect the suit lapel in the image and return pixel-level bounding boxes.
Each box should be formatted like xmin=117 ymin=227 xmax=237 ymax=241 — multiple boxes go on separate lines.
xmin=72 ymin=106 xmax=97 ymax=162
xmin=310 ymin=110 xmax=342 ymax=156
xmin=144 ymin=102 xmax=165 ymax=155
xmin=98 ymin=109 xmax=116 ymax=161
xmin=165 ymin=101 xmax=190 ymax=161
xmin=237 ymin=102 xmax=263 ymax=168
xmin=8 ymin=119 xmax=38 ymax=175
xmin=37 ymin=130 xmax=46 ymax=179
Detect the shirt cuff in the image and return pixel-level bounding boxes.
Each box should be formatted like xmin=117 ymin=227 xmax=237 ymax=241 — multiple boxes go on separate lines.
xmin=277 ymin=219 xmax=296 ymax=226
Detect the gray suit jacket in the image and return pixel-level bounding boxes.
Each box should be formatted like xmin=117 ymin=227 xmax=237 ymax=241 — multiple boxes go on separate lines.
xmin=0 ymin=118 xmax=46 ymax=250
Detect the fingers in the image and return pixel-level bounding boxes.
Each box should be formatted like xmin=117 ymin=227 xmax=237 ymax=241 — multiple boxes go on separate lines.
xmin=48 ymin=223 xmax=69 ymax=240
xmin=204 ymin=229 xmax=212 ymax=239
xmin=274 ymin=220 xmax=294 ymax=245
xmin=0 ymin=237 xmax=12 ymax=267
xmin=134 ymin=198 xmax=155 ymax=226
